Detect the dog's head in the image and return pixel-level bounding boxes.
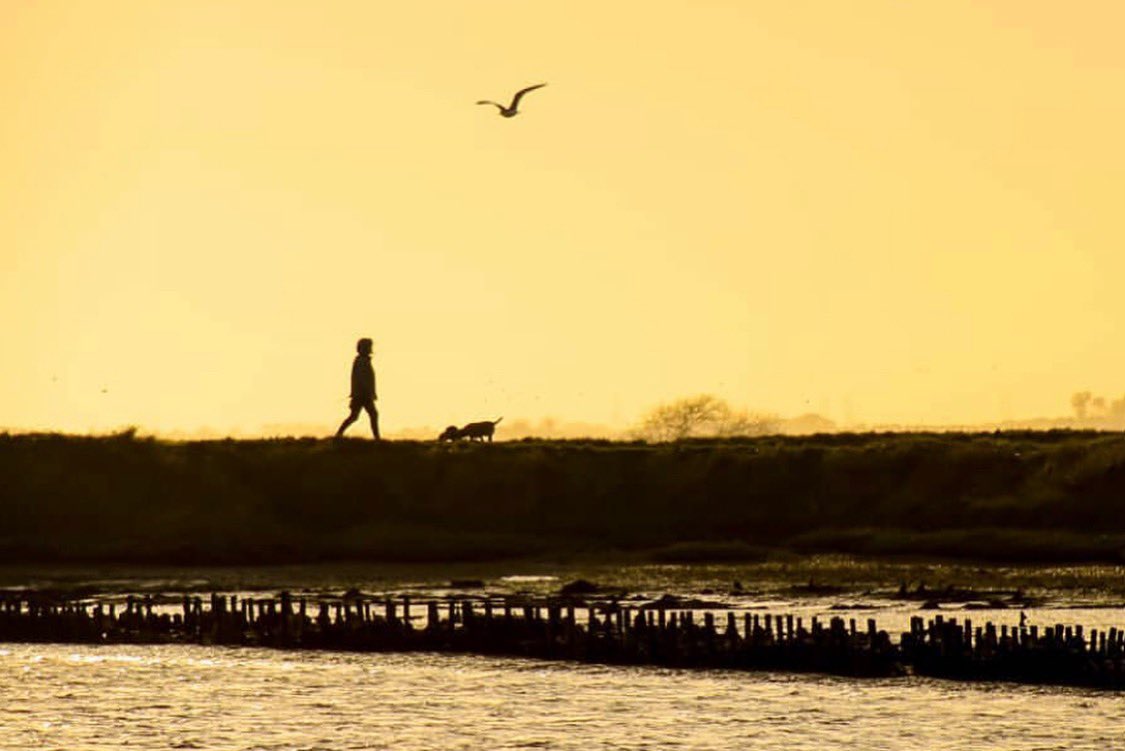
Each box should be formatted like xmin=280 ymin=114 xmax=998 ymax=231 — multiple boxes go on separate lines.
xmin=438 ymin=425 xmax=460 ymax=441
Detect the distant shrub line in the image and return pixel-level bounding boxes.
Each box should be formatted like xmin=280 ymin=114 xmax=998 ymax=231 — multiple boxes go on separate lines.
xmin=1 ymin=431 xmax=1124 ymax=564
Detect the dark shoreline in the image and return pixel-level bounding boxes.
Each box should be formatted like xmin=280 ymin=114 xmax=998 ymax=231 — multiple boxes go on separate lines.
xmin=3 ymin=431 xmax=1125 ymax=566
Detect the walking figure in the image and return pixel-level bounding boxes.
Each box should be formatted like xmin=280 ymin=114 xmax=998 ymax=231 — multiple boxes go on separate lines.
xmin=335 ymin=337 xmax=380 ymax=439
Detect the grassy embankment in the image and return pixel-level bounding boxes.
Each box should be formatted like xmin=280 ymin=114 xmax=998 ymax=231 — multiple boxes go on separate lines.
xmin=2 ymin=431 xmax=1125 ymax=565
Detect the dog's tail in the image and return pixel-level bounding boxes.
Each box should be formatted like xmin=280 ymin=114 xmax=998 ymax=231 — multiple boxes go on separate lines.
xmin=493 ymin=417 xmax=504 ymax=425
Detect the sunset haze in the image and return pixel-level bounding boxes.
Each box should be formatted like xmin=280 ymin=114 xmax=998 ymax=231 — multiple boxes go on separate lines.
xmin=3 ymin=0 xmax=1123 ymax=436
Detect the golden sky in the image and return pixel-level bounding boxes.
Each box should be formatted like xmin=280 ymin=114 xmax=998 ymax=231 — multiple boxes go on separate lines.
xmin=2 ymin=0 xmax=1123 ymax=435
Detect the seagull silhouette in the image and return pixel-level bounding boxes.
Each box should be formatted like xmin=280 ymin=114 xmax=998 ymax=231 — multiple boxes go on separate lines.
xmin=476 ymin=83 xmax=547 ymax=118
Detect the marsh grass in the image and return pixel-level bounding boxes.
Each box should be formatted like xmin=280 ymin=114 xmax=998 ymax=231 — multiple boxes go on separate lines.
xmin=2 ymin=430 xmax=1124 ymax=564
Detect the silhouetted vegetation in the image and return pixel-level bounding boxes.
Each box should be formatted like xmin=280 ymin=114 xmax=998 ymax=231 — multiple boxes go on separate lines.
xmin=632 ymin=394 xmax=779 ymax=440
xmin=2 ymin=431 xmax=1125 ymax=564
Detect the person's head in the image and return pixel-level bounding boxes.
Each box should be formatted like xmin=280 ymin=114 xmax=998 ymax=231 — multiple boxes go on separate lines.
xmin=356 ymin=337 xmax=373 ymax=355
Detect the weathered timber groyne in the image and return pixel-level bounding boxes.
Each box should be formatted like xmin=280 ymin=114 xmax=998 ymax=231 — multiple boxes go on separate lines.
xmin=2 ymin=592 xmax=1123 ymax=690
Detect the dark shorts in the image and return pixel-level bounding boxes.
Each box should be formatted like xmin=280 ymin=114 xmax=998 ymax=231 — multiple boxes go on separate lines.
xmin=349 ymin=398 xmax=377 ymax=412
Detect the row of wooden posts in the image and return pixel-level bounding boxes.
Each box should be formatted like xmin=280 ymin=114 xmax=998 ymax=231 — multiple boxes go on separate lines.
xmin=1 ymin=592 xmax=1122 ymax=689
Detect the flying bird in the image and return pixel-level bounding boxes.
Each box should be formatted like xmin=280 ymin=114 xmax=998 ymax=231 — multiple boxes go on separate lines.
xmin=476 ymin=83 xmax=547 ymax=118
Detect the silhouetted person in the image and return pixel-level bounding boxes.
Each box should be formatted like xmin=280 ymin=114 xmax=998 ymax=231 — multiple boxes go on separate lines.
xmin=335 ymin=337 xmax=380 ymax=439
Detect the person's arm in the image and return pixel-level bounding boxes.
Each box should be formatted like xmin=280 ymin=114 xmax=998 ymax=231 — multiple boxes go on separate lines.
xmin=350 ymin=358 xmax=363 ymax=398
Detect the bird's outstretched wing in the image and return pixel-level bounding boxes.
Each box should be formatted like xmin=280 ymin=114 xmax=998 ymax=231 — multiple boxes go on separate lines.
xmin=508 ymin=83 xmax=547 ymax=111
xmin=476 ymin=100 xmax=504 ymax=110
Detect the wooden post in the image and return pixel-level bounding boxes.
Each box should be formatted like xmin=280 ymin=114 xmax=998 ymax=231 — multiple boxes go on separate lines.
xmin=427 ymin=601 xmax=440 ymax=630
xmin=278 ymin=592 xmax=292 ymax=637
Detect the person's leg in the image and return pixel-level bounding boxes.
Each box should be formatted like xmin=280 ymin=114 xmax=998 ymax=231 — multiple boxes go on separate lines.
xmin=336 ymin=406 xmax=361 ymax=437
xmin=363 ymin=402 xmax=381 ymax=440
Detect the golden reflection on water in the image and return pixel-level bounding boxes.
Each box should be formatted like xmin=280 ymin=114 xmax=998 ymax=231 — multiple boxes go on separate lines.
xmin=2 ymin=644 xmax=1123 ymax=750
xmin=2 ymin=560 xmax=1124 ymax=749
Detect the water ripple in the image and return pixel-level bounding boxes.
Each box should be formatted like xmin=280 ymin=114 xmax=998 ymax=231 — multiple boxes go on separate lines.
xmin=1 ymin=644 xmax=1122 ymax=750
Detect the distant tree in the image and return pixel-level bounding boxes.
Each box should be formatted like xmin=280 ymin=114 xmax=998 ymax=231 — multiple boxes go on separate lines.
xmin=634 ymin=394 xmax=779 ymax=441
xmin=1110 ymin=395 xmax=1125 ymax=420
xmin=1071 ymin=391 xmax=1092 ymax=420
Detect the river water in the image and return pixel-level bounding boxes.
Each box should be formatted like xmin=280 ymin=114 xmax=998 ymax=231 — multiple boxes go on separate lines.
xmin=2 ymin=642 xmax=1124 ymax=751
xmin=3 ymin=560 xmax=1125 ymax=749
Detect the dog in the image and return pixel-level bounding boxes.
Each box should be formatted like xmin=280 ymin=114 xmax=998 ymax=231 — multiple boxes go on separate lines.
xmin=438 ymin=417 xmax=503 ymax=442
